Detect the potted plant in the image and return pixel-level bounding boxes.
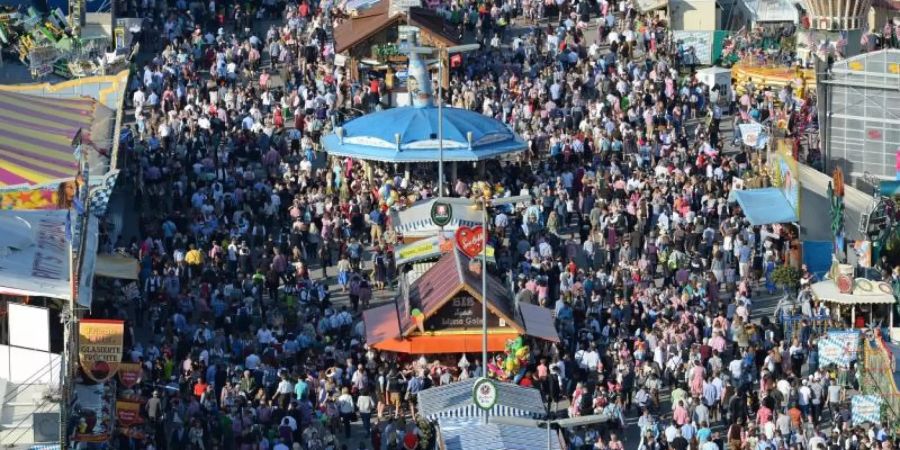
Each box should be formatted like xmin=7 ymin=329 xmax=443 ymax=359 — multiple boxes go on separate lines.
xmin=772 ymin=265 xmax=801 ymax=293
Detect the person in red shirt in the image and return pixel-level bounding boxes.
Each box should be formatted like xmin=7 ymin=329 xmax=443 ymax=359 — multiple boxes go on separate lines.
xmin=193 ymin=377 xmax=208 ymax=399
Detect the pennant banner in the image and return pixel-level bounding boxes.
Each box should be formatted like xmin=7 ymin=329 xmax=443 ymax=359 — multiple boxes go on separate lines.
xmin=79 ymin=319 xmax=124 ymax=383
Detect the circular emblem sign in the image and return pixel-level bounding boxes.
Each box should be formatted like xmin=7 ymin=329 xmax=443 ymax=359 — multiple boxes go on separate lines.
xmin=431 ymin=201 xmax=453 ymax=227
xmin=472 ymin=377 xmax=498 ymax=410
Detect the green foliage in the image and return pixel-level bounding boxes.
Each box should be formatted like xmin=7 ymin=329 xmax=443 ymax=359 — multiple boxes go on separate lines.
xmin=772 ymin=265 xmax=800 ymax=289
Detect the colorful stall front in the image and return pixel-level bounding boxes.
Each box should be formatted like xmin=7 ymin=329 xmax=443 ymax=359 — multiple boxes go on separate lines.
xmin=363 ymin=249 xmax=558 ymax=355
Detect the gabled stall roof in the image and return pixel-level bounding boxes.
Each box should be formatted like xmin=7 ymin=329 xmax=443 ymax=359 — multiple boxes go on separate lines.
xmin=407 ymin=7 xmax=461 ymax=47
xmin=333 ymin=0 xmax=399 ymax=53
xmin=333 ymin=1 xmax=461 ymax=54
xmin=363 ymin=249 xmax=559 ymax=350
xmin=400 ymin=249 xmax=522 ymax=336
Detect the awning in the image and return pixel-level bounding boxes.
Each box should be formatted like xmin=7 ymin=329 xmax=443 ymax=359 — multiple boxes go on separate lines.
xmin=438 ymin=418 xmax=563 ymax=450
xmin=519 ymin=303 xmax=560 ymax=343
xmin=418 ymin=377 xmax=547 ymax=420
xmin=94 ymin=254 xmax=140 ymax=280
xmin=0 ymin=90 xmax=114 ymax=187
xmin=391 ymin=198 xmax=483 ymax=238
xmin=741 ymin=0 xmax=800 ymax=22
xmin=372 ymin=333 xmax=518 ymax=354
xmin=730 ymin=188 xmax=798 ymax=225
xmin=811 ymin=278 xmax=896 ymax=305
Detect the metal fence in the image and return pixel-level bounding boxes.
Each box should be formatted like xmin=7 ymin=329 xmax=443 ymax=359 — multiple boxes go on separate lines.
xmin=778 ymin=313 xmax=836 ymax=341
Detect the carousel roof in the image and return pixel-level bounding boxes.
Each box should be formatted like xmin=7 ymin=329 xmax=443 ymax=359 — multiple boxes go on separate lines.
xmin=322 ymin=106 xmax=526 ymax=162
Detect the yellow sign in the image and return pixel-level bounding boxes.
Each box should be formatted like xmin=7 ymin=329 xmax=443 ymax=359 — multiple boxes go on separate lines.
xmin=849 ymin=61 xmax=864 ymax=71
xmin=79 ymin=319 xmax=124 ymax=383
xmin=769 ymin=140 xmax=800 ymax=219
xmin=397 ymin=239 xmax=441 ymax=261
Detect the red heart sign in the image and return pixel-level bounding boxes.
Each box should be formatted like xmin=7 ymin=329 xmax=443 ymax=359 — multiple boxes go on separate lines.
xmin=455 ymin=225 xmax=486 ymax=258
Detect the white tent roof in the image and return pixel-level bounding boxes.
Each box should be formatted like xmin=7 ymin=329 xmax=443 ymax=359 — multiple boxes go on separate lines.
xmin=391 ymin=197 xmax=483 ymax=238
xmin=741 ymin=0 xmax=800 ymax=22
xmin=811 ymin=278 xmax=896 ymax=305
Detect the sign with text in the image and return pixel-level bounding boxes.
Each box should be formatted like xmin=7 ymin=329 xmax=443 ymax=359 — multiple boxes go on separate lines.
xmin=673 ymin=31 xmax=715 ymax=65
xmin=456 ymin=225 xmax=486 ymax=258
xmin=852 ymin=395 xmax=883 ymax=426
xmin=0 ymin=210 xmax=71 ymax=300
xmin=79 ymin=319 xmax=124 ymax=383
xmin=425 ymin=293 xmax=501 ymax=331
xmin=430 ymin=201 xmax=453 ymax=227
xmin=672 ymin=31 xmax=726 ymax=66
xmin=116 ymin=400 xmax=143 ymax=426
xmin=118 ymin=363 xmax=143 ymax=389
xmin=817 ymin=329 xmax=859 ymax=368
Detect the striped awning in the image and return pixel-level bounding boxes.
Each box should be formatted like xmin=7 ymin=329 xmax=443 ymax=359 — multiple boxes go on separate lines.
xmin=429 ymin=402 xmax=538 ymax=419
xmin=417 ymin=378 xmax=547 ymax=420
xmin=0 ymin=90 xmax=113 ymax=187
xmin=438 ymin=417 xmax=563 ymax=450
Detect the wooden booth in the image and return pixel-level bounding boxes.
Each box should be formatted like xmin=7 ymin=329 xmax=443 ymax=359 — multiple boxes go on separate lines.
xmin=333 ymin=0 xmax=460 ymax=92
xmin=362 ymin=249 xmax=559 ymax=355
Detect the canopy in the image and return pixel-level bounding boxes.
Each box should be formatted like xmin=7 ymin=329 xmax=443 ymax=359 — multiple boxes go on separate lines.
xmin=741 ymin=0 xmax=800 ymax=22
xmin=438 ymin=418 xmax=563 ymax=450
xmin=94 ymin=254 xmax=140 ymax=280
xmin=391 ymin=197 xmax=482 ymax=238
xmin=368 ymin=333 xmax=519 ymax=354
xmin=731 ymin=188 xmax=798 ymax=225
xmin=811 ymin=278 xmax=896 ymax=305
xmin=0 ymin=90 xmax=114 ymax=187
xmin=418 ymin=377 xmax=547 ymax=420
xmin=323 ymin=106 xmax=526 ymax=162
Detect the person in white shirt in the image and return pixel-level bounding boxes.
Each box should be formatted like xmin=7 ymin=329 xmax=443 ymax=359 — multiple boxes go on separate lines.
xmin=256 ymin=325 xmax=275 ymax=345
xmin=576 ymin=343 xmax=600 ymax=372
xmin=275 ymin=374 xmax=294 ymax=407
xmin=336 ymin=387 xmax=355 ymax=438
xmin=728 ymin=358 xmax=743 ymax=385
xmin=798 ymin=379 xmax=812 ymax=416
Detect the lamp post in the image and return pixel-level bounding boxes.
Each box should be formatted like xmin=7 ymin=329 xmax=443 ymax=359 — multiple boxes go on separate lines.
xmin=471 ymin=195 xmax=531 ymax=393
xmin=436 ymin=44 xmax=479 ymax=195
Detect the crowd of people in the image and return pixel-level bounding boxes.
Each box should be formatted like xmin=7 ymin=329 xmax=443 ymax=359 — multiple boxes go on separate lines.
xmin=72 ymin=0 xmax=900 ymax=449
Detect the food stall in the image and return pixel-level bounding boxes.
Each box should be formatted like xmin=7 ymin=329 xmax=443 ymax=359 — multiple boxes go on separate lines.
xmin=810 ymin=275 xmax=896 ymax=328
xmin=362 ymin=249 xmax=558 ymax=358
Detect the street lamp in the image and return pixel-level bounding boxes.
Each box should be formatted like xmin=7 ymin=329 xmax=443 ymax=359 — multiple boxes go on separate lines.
xmin=436 ymin=43 xmax=479 ymax=196
xmin=470 ymin=194 xmax=531 ymax=401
